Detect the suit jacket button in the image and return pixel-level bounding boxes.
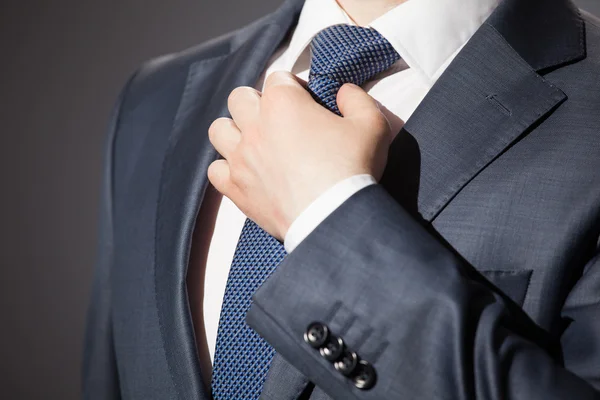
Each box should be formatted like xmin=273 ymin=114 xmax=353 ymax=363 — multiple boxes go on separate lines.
xmin=334 ymin=349 xmax=358 ymax=376
xmin=320 ymin=335 xmax=344 ymax=361
xmin=353 ymin=360 xmax=377 ymax=390
xmin=304 ymin=322 xmax=329 ymax=349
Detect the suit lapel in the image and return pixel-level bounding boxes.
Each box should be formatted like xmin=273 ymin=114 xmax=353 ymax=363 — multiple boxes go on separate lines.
xmin=381 ymin=0 xmax=584 ymax=221
xmin=153 ymin=1 xmax=303 ymax=398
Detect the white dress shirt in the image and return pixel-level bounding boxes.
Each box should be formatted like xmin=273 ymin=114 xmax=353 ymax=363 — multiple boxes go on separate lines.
xmin=200 ymin=0 xmax=501 ymax=364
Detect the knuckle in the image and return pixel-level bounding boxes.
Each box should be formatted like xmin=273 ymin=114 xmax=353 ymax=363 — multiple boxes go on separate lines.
xmin=208 ymin=123 xmax=218 ymax=143
xmin=228 ymin=86 xmax=243 ymax=103
xmin=265 ymin=71 xmax=288 ymax=86
xmin=207 ymin=161 xmax=218 ymax=181
xmin=264 ymin=72 xmax=298 ymax=95
xmin=208 ymin=117 xmax=230 ymax=141
xmin=229 ymin=86 xmax=258 ymax=105
xmin=207 ymin=162 xmax=225 ymax=188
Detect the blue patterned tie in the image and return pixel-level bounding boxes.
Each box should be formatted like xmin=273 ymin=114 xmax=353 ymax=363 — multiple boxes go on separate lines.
xmin=211 ymin=24 xmax=399 ymax=400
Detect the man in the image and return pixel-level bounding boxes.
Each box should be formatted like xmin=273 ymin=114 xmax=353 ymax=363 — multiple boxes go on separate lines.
xmin=83 ymin=0 xmax=600 ymax=398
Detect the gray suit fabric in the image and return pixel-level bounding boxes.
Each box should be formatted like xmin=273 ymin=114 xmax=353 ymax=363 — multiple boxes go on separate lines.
xmin=83 ymin=0 xmax=600 ymax=398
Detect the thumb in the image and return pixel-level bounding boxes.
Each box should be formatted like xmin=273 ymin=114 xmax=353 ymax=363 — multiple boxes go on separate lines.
xmin=336 ymin=83 xmax=384 ymax=121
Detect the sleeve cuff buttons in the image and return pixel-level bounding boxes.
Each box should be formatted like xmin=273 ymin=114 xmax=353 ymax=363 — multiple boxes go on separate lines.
xmin=304 ymin=322 xmax=377 ymax=390
xmin=352 ymin=360 xmax=377 ymax=390
xmin=320 ymin=335 xmax=344 ymax=361
xmin=304 ymin=321 xmax=330 ymax=348
xmin=334 ymin=349 xmax=359 ymax=376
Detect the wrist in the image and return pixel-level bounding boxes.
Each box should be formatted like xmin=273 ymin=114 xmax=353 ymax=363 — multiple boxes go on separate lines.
xmin=283 ymin=174 xmax=377 ymax=253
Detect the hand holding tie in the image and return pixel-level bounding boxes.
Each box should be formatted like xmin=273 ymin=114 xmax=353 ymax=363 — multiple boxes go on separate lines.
xmin=207 ymin=71 xmax=392 ymax=241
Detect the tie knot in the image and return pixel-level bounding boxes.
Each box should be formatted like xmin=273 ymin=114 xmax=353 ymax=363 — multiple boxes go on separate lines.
xmin=308 ymin=24 xmax=400 ymax=114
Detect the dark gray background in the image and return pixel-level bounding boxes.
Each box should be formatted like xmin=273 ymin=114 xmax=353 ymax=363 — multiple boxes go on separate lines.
xmin=0 ymin=0 xmax=598 ymax=399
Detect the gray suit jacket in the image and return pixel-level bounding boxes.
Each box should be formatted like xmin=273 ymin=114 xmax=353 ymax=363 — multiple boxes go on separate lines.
xmin=83 ymin=0 xmax=600 ymax=398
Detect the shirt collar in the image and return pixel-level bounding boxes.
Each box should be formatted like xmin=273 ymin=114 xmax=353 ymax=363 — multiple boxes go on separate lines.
xmin=282 ymin=0 xmax=352 ymax=71
xmin=283 ymin=0 xmax=501 ymax=84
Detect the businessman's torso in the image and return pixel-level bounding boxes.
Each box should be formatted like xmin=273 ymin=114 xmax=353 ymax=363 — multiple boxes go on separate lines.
xmin=101 ymin=1 xmax=600 ymax=398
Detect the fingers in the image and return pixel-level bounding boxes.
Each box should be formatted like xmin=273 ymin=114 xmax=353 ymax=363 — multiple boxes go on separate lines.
xmin=228 ymin=86 xmax=261 ymax=132
xmin=264 ymin=70 xmax=308 ymax=90
xmin=264 ymin=71 xmax=299 ymax=89
xmin=263 ymin=71 xmax=314 ymax=104
xmin=208 ymin=117 xmax=241 ymax=159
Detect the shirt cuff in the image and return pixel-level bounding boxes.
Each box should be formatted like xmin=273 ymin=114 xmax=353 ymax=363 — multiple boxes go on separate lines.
xmin=284 ymin=174 xmax=377 ymax=253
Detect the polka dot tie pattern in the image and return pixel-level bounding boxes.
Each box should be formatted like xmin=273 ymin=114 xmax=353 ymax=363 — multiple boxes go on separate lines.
xmin=210 ymin=24 xmax=400 ymax=400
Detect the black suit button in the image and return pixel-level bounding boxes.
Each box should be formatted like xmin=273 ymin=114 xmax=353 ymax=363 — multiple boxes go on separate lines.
xmin=352 ymin=360 xmax=377 ymax=390
xmin=304 ymin=322 xmax=329 ymax=349
xmin=320 ymin=335 xmax=344 ymax=361
xmin=334 ymin=349 xmax=358 ymax=376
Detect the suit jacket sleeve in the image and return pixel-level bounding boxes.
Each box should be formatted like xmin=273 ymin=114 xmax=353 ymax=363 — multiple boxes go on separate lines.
xmin=246 ymin=184 xmax=600 ymax=399
xmin=81 ymin=70 xmax=140 ymax=400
